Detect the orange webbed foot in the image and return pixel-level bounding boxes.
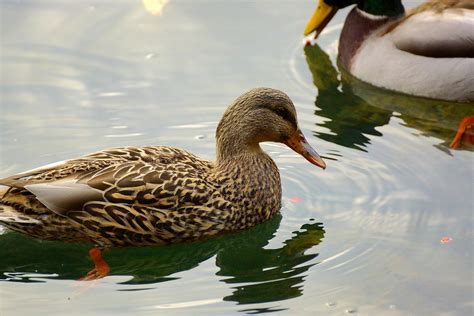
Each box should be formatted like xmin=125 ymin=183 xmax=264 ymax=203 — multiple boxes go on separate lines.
xmin=80 ymin=248 xmax=110 ymax=281
xmin=450 ymin=115 xmax=474 ymax=149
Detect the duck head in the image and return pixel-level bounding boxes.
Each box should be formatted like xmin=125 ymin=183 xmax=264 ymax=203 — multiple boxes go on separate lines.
xmin=216 ymin=88 xmax=326 ymax=169
xmin=304 ymin=0 xmax=404 ymax=37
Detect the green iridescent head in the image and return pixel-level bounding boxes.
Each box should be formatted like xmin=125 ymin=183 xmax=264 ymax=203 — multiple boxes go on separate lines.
xmin=304 ymin=0 xmax=404 ymax=36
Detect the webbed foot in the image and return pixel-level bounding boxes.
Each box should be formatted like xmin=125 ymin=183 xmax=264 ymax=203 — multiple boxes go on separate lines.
xmin=80 ymin=247 xmax=110 ymax=281
xmin=450 ymin=115 xmax=474 ymax=149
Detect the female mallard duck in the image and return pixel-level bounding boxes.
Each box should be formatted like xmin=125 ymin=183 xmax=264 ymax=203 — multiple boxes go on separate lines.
xmin=0 ymin=88 xmax=325 ymax=280
xmin=304 ymin=0 xmax=474 ymax=102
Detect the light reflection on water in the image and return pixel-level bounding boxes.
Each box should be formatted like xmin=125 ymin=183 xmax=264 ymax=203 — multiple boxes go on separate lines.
xmin=1 ymin=1 xmax=473 ymax=315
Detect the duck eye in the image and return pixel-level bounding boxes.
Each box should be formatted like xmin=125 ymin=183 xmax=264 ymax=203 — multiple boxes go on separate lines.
xmin=273 ymin=107 xmax=290 ymax=120
xmin=272 ymin=107 xmax=297 ymax=128
xmin=275 ymin=108 xmax=290 ymax=118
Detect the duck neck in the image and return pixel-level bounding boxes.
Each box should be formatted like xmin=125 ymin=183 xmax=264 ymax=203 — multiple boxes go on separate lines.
xmin=215 ymin=132 xmax=263 ymax=167
xmin=214 ymin=119 xmax=282 ymax=225
xmin=215 ymin=130 xmax=282 ymax=225
xmin=214 ymin=110 xmax=267 ymax=167
xmin=338 ymin=5 xmax=403 ymax=71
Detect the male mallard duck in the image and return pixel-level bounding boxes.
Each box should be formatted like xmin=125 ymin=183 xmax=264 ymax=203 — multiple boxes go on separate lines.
xmin=0 ymin=88 xmax=325 ymax=280
xmin=304 ymin=43 xmax=474 ymax=151
xmin=304 ymin=0 xmax=474 ymax=102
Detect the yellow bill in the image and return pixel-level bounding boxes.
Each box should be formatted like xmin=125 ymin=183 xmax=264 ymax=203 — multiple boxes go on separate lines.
xmin=304 ymin=0 xmax=338 ymax=38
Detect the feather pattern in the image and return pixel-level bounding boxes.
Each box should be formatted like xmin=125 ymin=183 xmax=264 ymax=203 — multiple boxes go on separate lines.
xmin=0 ymin=146 xmax=279 ymax=247
xmin=0 ymin=88 xmax=323 ymax=248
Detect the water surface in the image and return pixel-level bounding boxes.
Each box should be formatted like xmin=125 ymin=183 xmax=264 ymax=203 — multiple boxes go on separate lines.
xmin=1 ymin=1 xmax=473 ymax=315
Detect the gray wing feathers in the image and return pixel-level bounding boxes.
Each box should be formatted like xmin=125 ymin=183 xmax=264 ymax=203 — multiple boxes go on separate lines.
xmin=25 ymin=180 xmax=103 ymax=214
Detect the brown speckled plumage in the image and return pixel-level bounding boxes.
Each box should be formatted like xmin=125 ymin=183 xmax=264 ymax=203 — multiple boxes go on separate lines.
xmin=0 ymin=88 xmax=324 ymax=248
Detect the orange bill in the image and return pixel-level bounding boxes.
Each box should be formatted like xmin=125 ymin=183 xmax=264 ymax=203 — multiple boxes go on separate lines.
xmin=285 ymin=129 xmax=326 ymax=169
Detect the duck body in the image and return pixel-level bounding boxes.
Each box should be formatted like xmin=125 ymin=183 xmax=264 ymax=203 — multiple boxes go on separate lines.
xmin=0 ymin=146 xmax=280 ymax=247
xmin=305 ymin=0 xmax=474 ymax=102
xmin=0 ymin=88 xmax=325 ymax=249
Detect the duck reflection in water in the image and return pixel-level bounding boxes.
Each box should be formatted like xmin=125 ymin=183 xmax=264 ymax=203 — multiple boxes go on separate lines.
xmin=0 ymin=215 xmax=324 ymax=306
xmin=304 ymin=43 xmax=474 ymax=152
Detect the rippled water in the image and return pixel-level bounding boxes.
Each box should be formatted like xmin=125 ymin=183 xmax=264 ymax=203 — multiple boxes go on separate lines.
xmin=1 ymin=1 xmax=473 ymax=315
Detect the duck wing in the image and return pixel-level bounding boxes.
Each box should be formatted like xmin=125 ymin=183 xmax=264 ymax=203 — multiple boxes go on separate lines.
xmin=0 ymin=146 xmax=215 ymax=216
xmin=391 ymin=6 xmax=474 ymax=58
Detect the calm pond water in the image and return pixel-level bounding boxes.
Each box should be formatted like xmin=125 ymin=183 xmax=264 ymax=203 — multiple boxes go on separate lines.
xmin=0 ymin=1 xmax=473 ymax=315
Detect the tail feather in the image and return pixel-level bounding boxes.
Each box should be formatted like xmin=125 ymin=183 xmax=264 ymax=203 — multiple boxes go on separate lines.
xmin=0 ymin=203 xmax=41 ymax=224
xmin=0 ymin=186 xmax=41 ymax=224
xmin=0 ymin=185 xmax=9 ymax=199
